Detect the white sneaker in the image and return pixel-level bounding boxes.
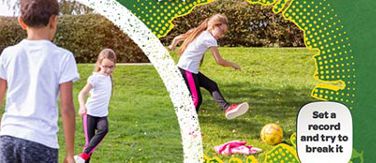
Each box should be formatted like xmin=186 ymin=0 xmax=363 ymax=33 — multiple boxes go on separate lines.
xmin=74 ymin=155 xmax=85 ymax=163
xmin=225 ymin=102 xmax=249 ymax=119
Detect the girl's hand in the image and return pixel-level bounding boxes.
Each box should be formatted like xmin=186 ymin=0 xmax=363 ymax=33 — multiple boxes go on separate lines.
xmin=168 ymin=44 xmax=176 ymax=51
xmin=64 ymin=155 xmax=75 ymax=163
xmin=78 ymin=107 xmax=87 ymax=116
xmin=232 ymin=63 xmax=241 ymax=70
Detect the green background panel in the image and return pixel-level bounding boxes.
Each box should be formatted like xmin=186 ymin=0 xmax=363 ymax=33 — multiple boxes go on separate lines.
xmin=331 ymin=0 xmax=376 ymax=162
xmin=116 ymin=0 xmax=213 ymax=37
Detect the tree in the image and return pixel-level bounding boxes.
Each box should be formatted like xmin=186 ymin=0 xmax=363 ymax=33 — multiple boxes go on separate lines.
xmin=1 ymin=0 xmax=93 ymax=16
xmin=59 ymin=0 xmax=93 ymax=15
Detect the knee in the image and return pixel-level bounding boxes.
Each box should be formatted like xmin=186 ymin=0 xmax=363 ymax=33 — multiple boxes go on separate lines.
xmin=208 ymin=82 xmax=219 ymax=92
xmin=98 ymin=127 xmax=109 ymax=135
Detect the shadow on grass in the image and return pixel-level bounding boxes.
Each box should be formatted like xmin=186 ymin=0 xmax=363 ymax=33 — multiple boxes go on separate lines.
xmin=199 ymin=81 xmax=317 ymax=138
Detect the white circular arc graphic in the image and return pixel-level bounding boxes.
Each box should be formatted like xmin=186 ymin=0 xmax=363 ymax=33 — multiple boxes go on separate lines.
xmin=75 ymin=0 xmax=203 ymax=162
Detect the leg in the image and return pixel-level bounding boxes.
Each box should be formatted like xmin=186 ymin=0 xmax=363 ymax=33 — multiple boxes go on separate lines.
xmin=197 ymin=72 xmax=230 ymax=110
xmin=180 ymin=68 xmax=203 ymax=112
xmin=80 ymin=114 xmax=97 ymax=162
xmin=83 ymin=114 xmax=97 ymax=152
xmin=20 ymin=138 xmax=59 ymax=163
xmin=0 ymin=135 xmax=19 ymax=163
xmin=84 ymin=117 xmax=108 ymax=157
xmin=0 ymin=135 xmax=58 ymax=163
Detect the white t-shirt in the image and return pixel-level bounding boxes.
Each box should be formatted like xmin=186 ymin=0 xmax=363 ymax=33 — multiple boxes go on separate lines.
xmin=85 ymin=73 xmax=112 ymax=117
xmin=0 ymin=39 xmax=79 ymax=149
xmin=177 ymin=30 xmax=218 ymax=74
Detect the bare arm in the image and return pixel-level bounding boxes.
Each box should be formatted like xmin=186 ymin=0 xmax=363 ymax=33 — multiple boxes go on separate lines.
xmin=168 ymin=34 xmax=186 ymax=51
xmin=210 ymin=47 xmax=241 ymax=70
xmin=78 ymin=83 xmax=92 ymax=116
xmin=0 ymin=79 xmax=6 ymax=106
xmin=59 ymin=82 xmax=75 ymax=163
xmin=0 ymin=79 xmax=6 ymax=127
xmin=168 ymin=28 xmax=196 ymax=51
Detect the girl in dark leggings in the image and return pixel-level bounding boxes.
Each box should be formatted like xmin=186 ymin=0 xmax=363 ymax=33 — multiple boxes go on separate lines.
xmin=169 ymin=14 xmax=249 ymax=119
xmin=74 ymin=49 xmax=117 ymax=163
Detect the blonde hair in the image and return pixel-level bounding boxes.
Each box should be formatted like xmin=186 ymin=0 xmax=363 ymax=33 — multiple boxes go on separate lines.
xmin=94 ymin=48 xmax=117 ymax=72
xmin=178 ymin=14 xmax=228 ymax=55
xmin=94 ymin=48 xmax=117 ymax=92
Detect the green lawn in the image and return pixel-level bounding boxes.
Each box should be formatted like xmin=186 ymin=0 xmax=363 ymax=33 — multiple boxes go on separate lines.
xmin=1 ymin=48 xmax=318 ymax=162
xmin=196 ymin=48 xmax=317 ymax=161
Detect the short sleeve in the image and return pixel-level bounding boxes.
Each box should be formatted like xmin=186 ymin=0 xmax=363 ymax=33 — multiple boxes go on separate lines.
xmin=87 ymin=75 xmax=96 ymax=87
xmin=59 ymin=53 xmax=80 ymax=84
xmin=204 ymin=36 xmax=218 ymax=48
xmin=0 ymin=50 xmax=7 ymax=80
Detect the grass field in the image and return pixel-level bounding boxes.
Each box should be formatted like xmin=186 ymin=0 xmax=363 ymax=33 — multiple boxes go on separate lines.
xmin=1 ymin=48 xmax=318 ymax=162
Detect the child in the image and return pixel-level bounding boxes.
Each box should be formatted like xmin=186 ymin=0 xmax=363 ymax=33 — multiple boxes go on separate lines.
xmin=74 ymin=49 xmax=116 ymax=163
xmin=0 ymin=0 xmax=79 ymax=162
xmin=169 ymin=14 xmax=249 ymax=119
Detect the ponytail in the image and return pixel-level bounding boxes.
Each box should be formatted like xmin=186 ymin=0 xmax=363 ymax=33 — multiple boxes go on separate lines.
xmin=177 ymin=14 xmax=228 ymax=56
xmin=178 ymin=18 xmax=209 ymax=55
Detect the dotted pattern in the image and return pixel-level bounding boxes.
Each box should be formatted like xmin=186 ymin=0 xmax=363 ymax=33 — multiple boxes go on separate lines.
xmin=246 ymin=0 xmax=277 ymax=6
xmin=273 ymin=0 xmax=289 ymax=13
xmin=203 ymin=155 xmax=259 ymax=162
xmin=229 ymin=157 xmax=243 ymax=163
xmin=282 ymin=0 xmax=356 ymax=107
xmin=246 ymin=156 xmax=259 ymax=163
xmin=117 ymin=0 xmax=213 ymax=38
xmin=290 ymin=132 xmax=297 ymax=147
xmin=264 ymin=144 xmax=300 ymax=163
xmin=203 ymin=155 xmax=223 ymax=163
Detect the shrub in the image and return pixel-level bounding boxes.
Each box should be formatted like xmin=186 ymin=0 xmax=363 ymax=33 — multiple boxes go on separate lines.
xmin=0 ymin=14 xmax=148 ymax=63
xmin=0 ymin=1 xmax=305 ymax=63
xmin=160 ymin=0 xmax=305 ymax=47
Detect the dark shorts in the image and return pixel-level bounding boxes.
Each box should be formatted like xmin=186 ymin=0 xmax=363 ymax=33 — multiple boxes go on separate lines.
xmin=0 ymin=135 xmax=58 ymax=163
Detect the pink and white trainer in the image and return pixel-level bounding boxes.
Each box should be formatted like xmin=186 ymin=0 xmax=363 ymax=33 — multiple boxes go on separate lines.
xmin=225 ymin=102 xmax=249 ymax=119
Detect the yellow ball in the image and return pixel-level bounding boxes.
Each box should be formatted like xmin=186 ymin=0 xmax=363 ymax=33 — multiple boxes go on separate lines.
xmin=260 ymin=123 xmax=283 ymax=145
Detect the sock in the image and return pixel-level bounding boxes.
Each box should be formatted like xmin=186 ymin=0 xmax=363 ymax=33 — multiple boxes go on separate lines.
xmin=79 ymin=153 xmax=90 ymax=160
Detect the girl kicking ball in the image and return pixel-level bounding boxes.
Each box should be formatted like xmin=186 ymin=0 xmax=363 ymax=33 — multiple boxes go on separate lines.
xmin=169 ymin=14 xmax=249 ymax=119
